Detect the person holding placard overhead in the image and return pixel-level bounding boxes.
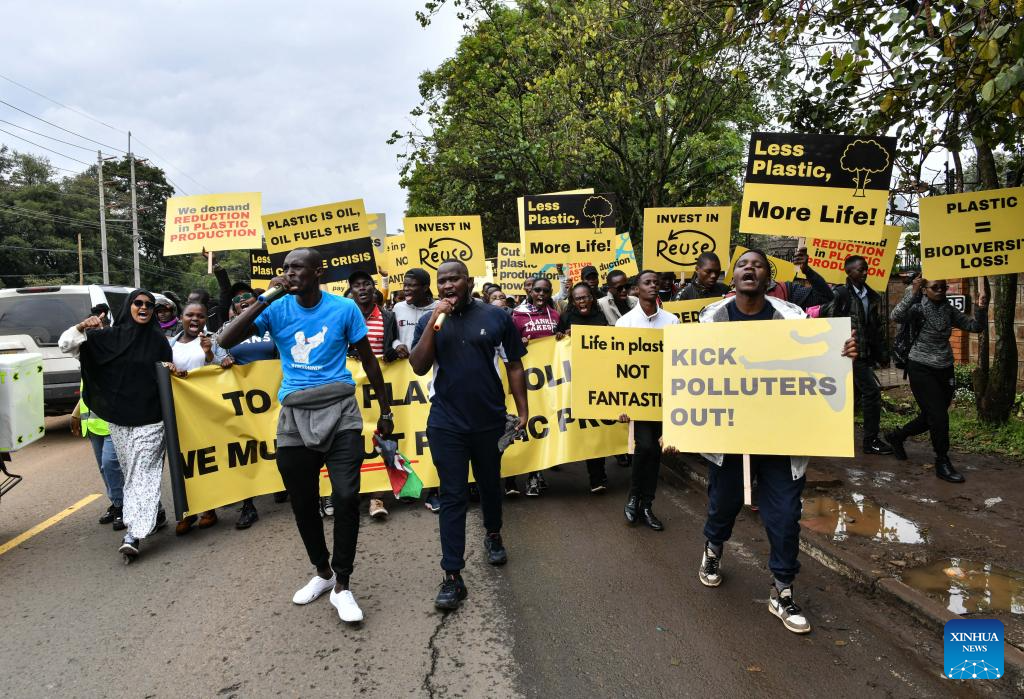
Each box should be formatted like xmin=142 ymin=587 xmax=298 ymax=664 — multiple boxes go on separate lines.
xmin=615 ymin=270 xmax=680 ymax=531
xmin=692 ymin=249 xmax=857 ymax=635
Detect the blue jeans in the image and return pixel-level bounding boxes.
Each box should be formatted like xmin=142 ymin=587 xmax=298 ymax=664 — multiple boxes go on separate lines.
xmin=88 ymin=433 xmax=124 ymax=508
xmin=703 ymin=454 xmax=804 ymax=584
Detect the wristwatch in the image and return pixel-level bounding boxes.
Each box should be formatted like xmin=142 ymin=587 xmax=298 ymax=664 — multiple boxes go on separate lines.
xmin=380 ymin=412 xmax=395 ymax=421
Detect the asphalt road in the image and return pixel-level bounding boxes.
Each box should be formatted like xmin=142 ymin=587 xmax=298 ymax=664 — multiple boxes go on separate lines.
xmin=0 ymin=421 xmax=1000 ymax=698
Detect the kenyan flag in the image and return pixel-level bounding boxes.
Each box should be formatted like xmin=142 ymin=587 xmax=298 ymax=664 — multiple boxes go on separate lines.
xmin=373 ymin=432 xmax=423 ymax=499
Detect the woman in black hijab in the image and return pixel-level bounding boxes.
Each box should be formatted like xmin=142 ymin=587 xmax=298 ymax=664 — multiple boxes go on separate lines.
xmin=60 ymin=289 xmax=173 ymax=560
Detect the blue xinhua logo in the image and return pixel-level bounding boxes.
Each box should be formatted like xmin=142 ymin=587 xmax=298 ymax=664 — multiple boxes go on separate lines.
xmin=944 ymin=619 xmax=1004 ymax=679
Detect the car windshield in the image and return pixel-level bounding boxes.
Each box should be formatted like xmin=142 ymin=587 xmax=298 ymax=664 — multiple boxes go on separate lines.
xmin=0 ymin=294 xmax=92 ymax=346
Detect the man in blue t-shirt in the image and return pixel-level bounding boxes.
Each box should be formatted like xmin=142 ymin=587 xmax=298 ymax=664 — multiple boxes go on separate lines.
xmin=220 ymin=247 xmax=393 ymax=625
xmin=410 ymin=260 xmax=528 ymax=611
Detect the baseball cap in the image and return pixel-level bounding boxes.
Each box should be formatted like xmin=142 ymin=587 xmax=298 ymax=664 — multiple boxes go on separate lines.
xmin=581 ymin=265 xmax=599 ymax=279
xmin=348 ymin=269 xmax=375 ymax=286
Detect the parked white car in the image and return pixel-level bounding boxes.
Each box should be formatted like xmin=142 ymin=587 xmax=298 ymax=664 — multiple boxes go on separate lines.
xmin=0 ymin=285 xmax=136 ymax=415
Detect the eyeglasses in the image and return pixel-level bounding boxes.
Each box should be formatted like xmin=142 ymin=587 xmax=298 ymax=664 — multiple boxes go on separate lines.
xmin=232 ymin=292 xmax=254 ymax=304
xmin=132 ymin=300 xmax=155 ymax=309
xmin=925 ymin=284 xmax=948 ymax=292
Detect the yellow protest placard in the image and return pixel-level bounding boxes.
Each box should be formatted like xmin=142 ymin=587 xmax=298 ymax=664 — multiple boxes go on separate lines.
xmin=806 ymin=226 xmax=900 ymax=292
xmin=496 ymin=242 xmax=529 ymax=289
xmin=165 ymin=338 xmax=627 ymax=515
xmin=521 ymin=192 xmax=618 ymax=266
xmin=263 ymin=199 xmax=367 ymax=253
xmin=662 ymin=298 xmax=717 ymax=324
xmin=565 ymin=232 xmax=639 ymax=284
xmin=642 ymin=206 xmax=732 ymax=273
xmin=384 ymin=235 xmax=412 ymax=288
xmin=367 ymin=213 xmax=387 ymax=262
xmin=723 ymin=246 xmax=797 ymax=285
xmin=919 ymin=186 xmax=1024 ymax=279
xmin=404 ymin=215 xmax=486 ymax=278
xmin=661 ymin=317 xmax=853 ymax=457
xmin=739 ymin=133 xmax=895 ymax=241
xmin=571 ymin=327 xmax=665 ymax=421
xmin=163 ymin=192 xmax=262 ymax=256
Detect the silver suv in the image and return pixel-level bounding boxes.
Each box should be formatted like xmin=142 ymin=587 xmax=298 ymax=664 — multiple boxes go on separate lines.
xmin=0 ymin=284 xmax=135 ymax=415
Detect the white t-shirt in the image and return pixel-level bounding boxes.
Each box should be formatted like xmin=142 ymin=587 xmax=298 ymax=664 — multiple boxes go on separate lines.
xmin=615 ymin=303 xmax=680 ymax=329
xmin=172 ymin=337 xmax=209 ymax=371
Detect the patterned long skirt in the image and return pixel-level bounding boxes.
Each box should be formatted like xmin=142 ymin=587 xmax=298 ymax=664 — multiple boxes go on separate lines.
xmin=109 ymin=422 xmax=165 ymax=539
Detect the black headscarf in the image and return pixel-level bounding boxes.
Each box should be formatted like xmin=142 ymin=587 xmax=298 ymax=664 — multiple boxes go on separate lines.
xmin=80 ymin=289 xmax=172 ymax=426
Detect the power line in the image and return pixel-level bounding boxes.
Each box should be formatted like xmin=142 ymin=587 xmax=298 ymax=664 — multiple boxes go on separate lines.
xmin=0 ymin=118 xmax=97 ymax=152
xmin=130 ymin=136 xmax=205 ymax=193
xmin=0 ymin=73 xmax=125 ymax=134
xmin=0 ymin=127 xmax=92 ymax=166
xmin=0 ymin=203 xmax=129 ymax=231
xmin=0 ymin=99 xmax=126 ymax=152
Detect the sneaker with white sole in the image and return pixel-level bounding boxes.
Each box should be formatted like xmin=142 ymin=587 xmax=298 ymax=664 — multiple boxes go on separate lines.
xmin=369 ymin=498 xmax=388 ymax=519
xmin=330 ymin=589 xmax=364 ymax=623
xmin=768 ymin=585 xmax=811 ymax=634
xmin=292 ymin=574 xmax=336 ymax=605
xmin=698 ymin=543 xmax=722 ymax=587
xmin=320 ymin=496 xmax=334 ymax=518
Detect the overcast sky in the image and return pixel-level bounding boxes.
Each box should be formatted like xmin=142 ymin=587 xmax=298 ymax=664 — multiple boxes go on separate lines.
xmin=1 ymin=1 xmax=464 ymax=234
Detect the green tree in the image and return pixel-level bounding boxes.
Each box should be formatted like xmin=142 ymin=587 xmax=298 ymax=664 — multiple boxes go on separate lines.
xmin=730 ymin=1 xmax=1024 ymax=424
xmin=397 ymin=0 xmax=782 ymax=258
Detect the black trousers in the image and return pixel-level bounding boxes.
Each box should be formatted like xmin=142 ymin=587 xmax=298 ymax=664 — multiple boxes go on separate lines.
xmin=428 ymin=425 xmax=504 ymax=573
xmin=852 ymin=359 xmax=882 ymax=443
xmin=703 ymin=454 xmax=804 ymax=584
xmin=630 ymin=421 xmax=663 ymax=503
xmin=276 ymin=430 xmax=363 ymax=583
xmin=585 ymin=457 xmax=607 ymax=486
xmin=898 ymin=361 xmax=955 ymax=458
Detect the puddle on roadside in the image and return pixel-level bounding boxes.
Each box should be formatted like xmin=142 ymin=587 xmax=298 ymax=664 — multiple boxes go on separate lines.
xmin=901 ymin=558 xmax=1024 ymax=616
xmin=801 ymin=493 xmax=927 ymax=544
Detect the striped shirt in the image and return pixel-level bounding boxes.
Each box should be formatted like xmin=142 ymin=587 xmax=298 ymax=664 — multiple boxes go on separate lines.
xmin=364 ymin=305 xmax=385 ymax=357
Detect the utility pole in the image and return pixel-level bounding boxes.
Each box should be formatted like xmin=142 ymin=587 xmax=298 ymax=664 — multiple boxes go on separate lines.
xmin=76 ymin=231 xmax=84 ymax=284
xmin=128 ymin=132 xmax=140 ymax=288
xmin=97 ymin=150 xmax=109 ymax=283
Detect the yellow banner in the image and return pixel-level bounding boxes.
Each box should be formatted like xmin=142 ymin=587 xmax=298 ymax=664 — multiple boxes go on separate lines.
xmin=264 ymin=199 xmax=367 ymax=253
xmin=723 ymin=245 xmax=797 ymax=285
xmin=642 ymin=206 xmax=732 ymax=273
xmin=570 ymin=327 xmax=665 ymax=421
xmin=661 ymin=317 xmax=854 ymax=457
xmin=806 ymin=226 xmax=900 ymax=292
xmin=169 ymin=337 xmax=627 ymax=514
xmin=404 ymin=215 xmax=486 ymax=278
xmin=919 ymin=187 xmax=1024 ymax=279
xmin=662 ymin=298 xmax=716 ymax=324
xmin=739 ymin=133 xmax=895 ymax=241
xmin=163 ymin=192 xmax=262 ymax=256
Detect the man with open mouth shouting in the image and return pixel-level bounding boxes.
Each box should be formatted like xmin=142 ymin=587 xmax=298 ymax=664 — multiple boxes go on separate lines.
xmin=410 ymin=260 xmax=529 ymax=612
xmin=219 ymin=247 xmax=393 ymax=625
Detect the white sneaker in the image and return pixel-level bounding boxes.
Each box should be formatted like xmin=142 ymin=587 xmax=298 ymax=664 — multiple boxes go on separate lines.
xmin=369 ymin=498 xmax=388 ymax=519
xmin=698 ymin=544 xmax=722 ymax=587
xmin=768 ymin=585 xmax=811 ymax=634
xmin=330 ymin=588 xmax=364 ymax=623
xmin=292 ymin=574 xmax=336 ymax=605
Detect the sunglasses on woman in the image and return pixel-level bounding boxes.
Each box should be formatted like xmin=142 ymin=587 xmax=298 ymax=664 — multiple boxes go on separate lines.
xmin=132 ymin=300 xmax=155 ymax=309
xmin=232 ymin=292 xmax=254 ymax=304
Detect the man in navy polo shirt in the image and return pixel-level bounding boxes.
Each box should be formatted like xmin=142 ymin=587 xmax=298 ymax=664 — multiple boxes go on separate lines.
xmin=410 ymin=260 xmax=529 ymax=611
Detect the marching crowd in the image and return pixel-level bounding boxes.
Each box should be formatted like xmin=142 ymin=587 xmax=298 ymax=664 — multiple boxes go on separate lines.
xmin=58 ymin=245 xmax=988 ymax=634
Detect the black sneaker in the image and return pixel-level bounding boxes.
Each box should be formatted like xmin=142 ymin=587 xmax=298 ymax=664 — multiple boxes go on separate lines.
xmin=112 ymin=512 xmax=126 ymax=531
xmin=434 ymin=574 xmax=468 ymax=610
xmin=99 ymin=505 xmax=121 ymax=525
xmin=615 ymin=454 xmax=631 ymax=468
xmin=536 ymin=473 xmax=548 ymax=491
xmin=273 ymin=490 xmax=289 ymax=504
xmin=155 ymin=507 xmax=167 ymax=530
xmin=589 ymin=480 xmax=608 ymax=494
xmin=885 ymin=431 xmax=907 ymax=460
xmin=864 ymin=437 xmax=894 ymax=455
xmin=504 ymin=477 xmax=520 ymax=496
xmin=484 ymin=533 xmax=508 ymax=565
xmin=118 ymin=535 xmax=140 ymax=556
xmin=235 ymin=502 xmax=259 ymax=529
xmin=768 ymin=585 xmax=811 ymax=634
xmin=698 ymin=543 xmax=722 ymax=587
xmin=525 ymin=476 xmax=540 ymax=497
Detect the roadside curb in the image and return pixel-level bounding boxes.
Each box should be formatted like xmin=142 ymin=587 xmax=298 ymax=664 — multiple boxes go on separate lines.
xmin=660 ymin=453 xmax=1024 ymax=692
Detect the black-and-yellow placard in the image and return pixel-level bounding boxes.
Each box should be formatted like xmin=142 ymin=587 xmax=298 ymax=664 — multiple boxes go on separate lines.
xmin=248 ymin=239 xmax=375 ymax=286
xmin=642 ymin=206 xmax=732 ymax=273
xmin=739 ymin=133 xmax=896 ymax=241
xmin=919 ymin=186 xmax=1024 ymax=279
xmin=264 ymin=199 xmax=368 ymax=253
xmin=521 ymin=192 xmax=618 ymax=266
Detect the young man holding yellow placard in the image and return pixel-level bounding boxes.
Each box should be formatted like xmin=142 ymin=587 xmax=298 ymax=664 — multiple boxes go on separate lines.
xmin=694 ymin=249 xmax=857 ymax=635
